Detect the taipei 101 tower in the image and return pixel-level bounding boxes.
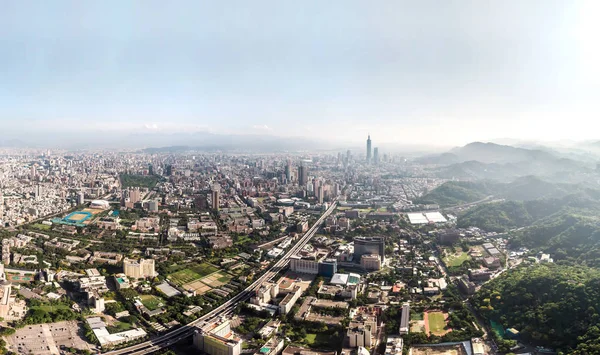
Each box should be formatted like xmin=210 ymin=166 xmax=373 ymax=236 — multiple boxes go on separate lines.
xmin=366 ymin=134 xmax=372 ymax=163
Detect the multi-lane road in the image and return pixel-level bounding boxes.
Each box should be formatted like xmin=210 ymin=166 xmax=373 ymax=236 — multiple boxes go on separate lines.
xmin=104 ymin=200 xmax=338 ymax=355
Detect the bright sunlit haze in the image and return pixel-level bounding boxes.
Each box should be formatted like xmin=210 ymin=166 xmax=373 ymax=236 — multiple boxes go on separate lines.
xmin=1 ymin=1 xmax=599 ymax=149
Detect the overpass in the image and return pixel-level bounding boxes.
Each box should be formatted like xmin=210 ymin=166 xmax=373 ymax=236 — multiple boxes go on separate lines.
xmin=103 ymin=200 xmax=338 ymax=355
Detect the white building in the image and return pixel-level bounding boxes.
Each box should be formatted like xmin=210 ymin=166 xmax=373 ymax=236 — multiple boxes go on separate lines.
xmin=87 ymin=317 xmax=147 ymax=348
xmin=123 ymin=258 xmax=157 ymax=279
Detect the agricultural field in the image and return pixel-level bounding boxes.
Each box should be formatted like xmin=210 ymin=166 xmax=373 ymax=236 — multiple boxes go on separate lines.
xmin=167 ymin=262 xmax=219 ymax=286
xmin=139 ymin=295 xmax=164 ymax=311
xmin=168 ymin=269 xmax=202 ymax=286
xmin=202 ymin=271 xmax=232 ymax=287
xmin=192 ymin=263 xmax=219 ymax=277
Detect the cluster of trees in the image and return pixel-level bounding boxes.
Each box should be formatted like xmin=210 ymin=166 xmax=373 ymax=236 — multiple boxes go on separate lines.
xmin=473 ymin=264 xmax=600 ymax=353
xmin=9 ymin=300 xmax=78 ymax=328
xmin=119 ymin=174 xmax=163 ymax=188
xmin=314 ymin=306 xmax=348 ymax=318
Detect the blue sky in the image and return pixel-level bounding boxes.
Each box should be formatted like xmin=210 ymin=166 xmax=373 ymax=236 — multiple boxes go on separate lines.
xmin=1 ymin=1 xmax=599 ymax=147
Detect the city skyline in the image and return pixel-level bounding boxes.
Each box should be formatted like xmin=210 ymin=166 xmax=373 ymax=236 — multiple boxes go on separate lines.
xmin=1 ymin=1 xmax=599 ymax=148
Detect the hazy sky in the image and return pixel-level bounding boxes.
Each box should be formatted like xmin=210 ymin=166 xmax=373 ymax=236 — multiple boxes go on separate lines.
xmin=1 ymin=1 xmax=599 ymax=147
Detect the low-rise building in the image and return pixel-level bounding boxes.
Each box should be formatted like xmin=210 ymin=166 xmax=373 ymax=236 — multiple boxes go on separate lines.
xmin=114 ymin=273 xmax=131 ymax=290
xmin=279 ymin=285 xmax=302 ymax=314
xmin=360 ymin=254 xmax=381 ymax=271
xmin=87 ymin=317 xmax=147 ymax=348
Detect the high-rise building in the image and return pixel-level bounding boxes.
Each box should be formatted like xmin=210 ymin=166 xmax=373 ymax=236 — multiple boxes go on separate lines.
xmin=211 ymin=189 xmax=220 ymax=211
xmin=123 ymin=258 xmax=157 ymax=279
xmin=317 ymin=186 xmax=324 ymax=204
xmin=366 ymin=135 xmax=372 ymax=163
xmin=77 ymin=191 xmax=85 ymax=205
xmin=129 ymin=188 xmax=142 ymax=204
xmin=298 ymin=165 xmax=308 ymax=187
xmin=373 ymin=147 xmax=379 ymax=164
xmin=165 ymin=165 xmax=173 ymax=176
xmin=148 ymin=164 xmax=154 ymax=175
xmin=148 ymin=200 xmax=159 ymax=212
xmin=354 ymin=236 xmax=385 ymax=262
xmin=285 ymin=162 xmax=292 ymax=182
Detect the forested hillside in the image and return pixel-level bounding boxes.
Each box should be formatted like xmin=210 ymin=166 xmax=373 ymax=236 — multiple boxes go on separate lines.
xmin=416 ymin=181 xmax=492 ymax=207
xmin=473 ymin=264 xmax=600 ymax=354
xmin=419 ymin=176 xmax=590 ymax=208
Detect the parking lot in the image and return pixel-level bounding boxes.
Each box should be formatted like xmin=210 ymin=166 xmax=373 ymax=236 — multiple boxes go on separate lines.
xmin=5 ymin=320 xmax=96 ymax=355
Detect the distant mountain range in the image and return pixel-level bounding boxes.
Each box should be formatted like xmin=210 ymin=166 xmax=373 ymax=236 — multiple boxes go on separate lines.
xmin=416 ymin=142 xmax=594 ymax=182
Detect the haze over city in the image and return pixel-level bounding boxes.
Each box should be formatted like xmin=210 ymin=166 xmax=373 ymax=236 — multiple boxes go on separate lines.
xmin=1 ymin=1 xmax=599 ymax=149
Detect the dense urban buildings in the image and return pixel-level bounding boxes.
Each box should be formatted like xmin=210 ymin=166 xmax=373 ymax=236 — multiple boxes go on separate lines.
xmin=0 ymin=144 xmax=546 ymax=355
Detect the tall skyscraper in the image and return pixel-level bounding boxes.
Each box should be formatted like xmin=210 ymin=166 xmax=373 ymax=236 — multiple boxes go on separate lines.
xmin=373 ymin=147 xmax=379 ymax=164
xmin=211 ymin=186 xmax=220 ymax=210
xmin=298 ymin=165 xmax=308 ymax=187
xmin=366 ymin=135 xmax=372 ymax=163
xmin=317 ymin=186 xmax=324 ymax=204
xmin=285 ymin=162 xmax=292 ymax=182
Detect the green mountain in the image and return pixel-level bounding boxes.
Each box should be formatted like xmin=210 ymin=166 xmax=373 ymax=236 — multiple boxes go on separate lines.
xmin=420 ymin=176 xmax=591 ymax=208
xmin=473 ymin=264 xmax=600 ymax=354
xmin=416 ymin=181 xmax=492 ymax=207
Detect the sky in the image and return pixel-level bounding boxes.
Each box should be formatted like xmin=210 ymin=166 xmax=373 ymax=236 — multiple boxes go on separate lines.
xmin=1 ymin=1 xmax=599 ymax=148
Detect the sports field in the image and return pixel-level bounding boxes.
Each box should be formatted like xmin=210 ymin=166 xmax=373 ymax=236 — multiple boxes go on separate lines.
xmin=6 ymin=274 xmax=33 ymax=283
xmin=425 ymin=311 xmax=451 ymax=336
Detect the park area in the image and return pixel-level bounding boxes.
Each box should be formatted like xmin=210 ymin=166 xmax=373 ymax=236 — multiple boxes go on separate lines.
xmin=425 ymin=311 xmax=451 ymax=336
xmin=120 ymin=174 xmax=162 ymax=188
xmin=443 ymin=249 xmax=471 ymax=267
